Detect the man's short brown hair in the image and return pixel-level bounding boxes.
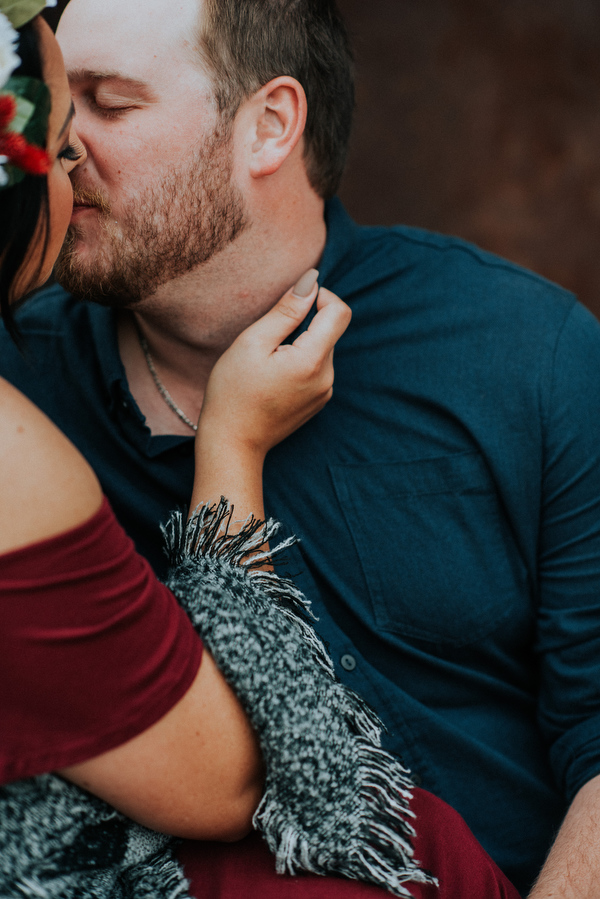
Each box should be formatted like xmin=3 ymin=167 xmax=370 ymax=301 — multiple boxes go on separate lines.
xmin=197 ymin=0 xmax=354 ymax=200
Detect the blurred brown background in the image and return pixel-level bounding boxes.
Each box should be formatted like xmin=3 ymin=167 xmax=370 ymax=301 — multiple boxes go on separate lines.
xmin=45 ymin=1 xmax=600 ymax=318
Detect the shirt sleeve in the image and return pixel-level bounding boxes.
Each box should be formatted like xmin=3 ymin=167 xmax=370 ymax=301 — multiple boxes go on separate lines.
xmin=537 ymin=300 xmax=600 ymax=802
xmin=0 ymin=496 xmax=203 ymax=785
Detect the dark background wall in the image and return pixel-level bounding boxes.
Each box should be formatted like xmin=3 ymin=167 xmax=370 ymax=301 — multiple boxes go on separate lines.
xmin=45 ymin=1 xmax=600 ymax=318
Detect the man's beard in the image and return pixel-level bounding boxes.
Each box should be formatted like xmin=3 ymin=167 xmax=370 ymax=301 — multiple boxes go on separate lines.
xmin=55 ymin=126 xmax=247 ymax=306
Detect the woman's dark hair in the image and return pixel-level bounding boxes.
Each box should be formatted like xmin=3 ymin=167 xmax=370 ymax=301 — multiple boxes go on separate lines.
xmin=0 ymin=18 xmax=50 ymax=340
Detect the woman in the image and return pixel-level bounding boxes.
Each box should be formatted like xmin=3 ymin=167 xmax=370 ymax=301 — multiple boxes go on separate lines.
xmin=0 ymin=3 xmax=520 ymax=897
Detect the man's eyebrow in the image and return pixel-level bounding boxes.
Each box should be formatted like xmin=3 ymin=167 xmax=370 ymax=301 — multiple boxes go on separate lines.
xmin=59 ymin=101 xmax=75 ymax=139
xmin=67 ymin=69 xmax=156 ymax=99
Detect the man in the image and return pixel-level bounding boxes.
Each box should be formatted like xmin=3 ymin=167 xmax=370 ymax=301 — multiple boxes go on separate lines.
xmin=3 ymin=0 xmax=600 ymax=894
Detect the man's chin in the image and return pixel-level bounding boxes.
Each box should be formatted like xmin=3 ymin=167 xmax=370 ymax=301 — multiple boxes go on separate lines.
xmin=54 ymin=236 xmax=139 ymax=307
xmin=55 ymin=232 xmax=94 ymax=298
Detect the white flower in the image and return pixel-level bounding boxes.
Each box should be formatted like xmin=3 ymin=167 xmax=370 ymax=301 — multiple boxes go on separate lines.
xmin=0 ymin=155 xmax=9 ymax=187
xmin=0 ymin=11 xmax=20 ymax=93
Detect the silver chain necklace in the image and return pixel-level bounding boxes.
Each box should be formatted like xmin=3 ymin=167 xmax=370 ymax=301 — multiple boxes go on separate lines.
xmin=134 ymin=321 xmax=198 ymax=433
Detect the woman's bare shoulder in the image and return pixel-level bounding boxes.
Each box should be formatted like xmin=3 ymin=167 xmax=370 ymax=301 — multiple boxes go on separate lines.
xmin=0 ymin=377 xmax=102 ymax=555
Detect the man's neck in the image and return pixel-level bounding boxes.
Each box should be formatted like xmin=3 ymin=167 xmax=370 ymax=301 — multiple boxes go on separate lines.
xmin=117 ymin=204 xmax=327 ymax=436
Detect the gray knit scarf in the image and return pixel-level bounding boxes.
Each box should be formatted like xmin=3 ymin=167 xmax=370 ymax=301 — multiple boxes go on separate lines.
xmin=0 ymin=500 xmax=437 ymax=898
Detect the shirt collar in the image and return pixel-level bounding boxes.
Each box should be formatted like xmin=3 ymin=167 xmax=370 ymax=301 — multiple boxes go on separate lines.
xmin=87 ymin=302 xmax=192 ymax=456
xmin=319 ymin=197 xmax=360 ymax=285
xmin=87 ymin=302 xmax=127 ymax=407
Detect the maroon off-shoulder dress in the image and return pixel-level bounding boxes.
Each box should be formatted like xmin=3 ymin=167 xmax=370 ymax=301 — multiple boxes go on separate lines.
xmin=0 ymin=497 xmax=520 ymax=899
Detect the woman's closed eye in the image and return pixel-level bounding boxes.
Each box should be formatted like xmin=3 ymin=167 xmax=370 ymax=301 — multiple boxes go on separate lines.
xmin=58 ymin=143 xmax=84 ymax=163
xmin=57 ymin=133 xmax=87 ymax=171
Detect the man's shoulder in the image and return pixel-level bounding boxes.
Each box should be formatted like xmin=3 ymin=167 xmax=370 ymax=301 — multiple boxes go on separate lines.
xmin=352 ymin=219 xmax=574 ymax=303
xmin=0 ymin=284 xmax=114 ymax=362
xmin=0 ymin=285 xmax=116 ymax=394
xmin=9 ymin=283 xmax=87 ymax=337
xmin=325 ymin=203 xmax=600 ymax=380
xmin=330 ymin=213 xmax=583 ymax=347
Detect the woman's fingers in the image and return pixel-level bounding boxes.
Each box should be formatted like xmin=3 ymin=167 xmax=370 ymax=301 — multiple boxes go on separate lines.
xmin=199 ymin=276 xmax=350 ymax=458
xmin=291 ymin=287 xmax=352 ymax=359
xmin=239 ymin=270 xmax=351 ymax=363
xmin=244 ymin=269 xmax=320 ymax=350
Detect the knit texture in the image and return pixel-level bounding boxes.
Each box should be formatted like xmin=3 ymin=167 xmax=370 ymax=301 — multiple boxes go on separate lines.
xmin=0 ymin=500 xmax=437 ymax=897
xmin=164 ymin=499 xmax=437 ymax=897
xmin=0 ymin=774 xmax=187 ymax=898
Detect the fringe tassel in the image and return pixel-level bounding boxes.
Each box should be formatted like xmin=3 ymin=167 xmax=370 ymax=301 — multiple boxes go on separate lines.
xmin=164 ymin=499 xmax=439 ymax=898
xmin=163 ymin=497 xmax=297 ymax=575
xmin=254 ymin=734 xmax=434 ymax=898
xmin=121 ymin=848 xmax=192 ymax=899
xmin=163 ymin=500 xmax=336 ymax=678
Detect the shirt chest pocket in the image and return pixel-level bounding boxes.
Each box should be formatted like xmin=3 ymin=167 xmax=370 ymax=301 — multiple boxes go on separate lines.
xmin=330 ymin=452 xmax=527 ymax=648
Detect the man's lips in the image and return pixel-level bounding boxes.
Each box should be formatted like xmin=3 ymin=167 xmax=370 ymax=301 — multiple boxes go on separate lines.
xmin=71 ymin=188 xmax=112 ymax=216
xmin=71 ymin=203 xmax=94 ymax=215
xmin=71 ymin=201 xmax=101 ymax=220
xmin=69 ymin=204 xmax=102 ymax=231
xmin=72 ymin=197 xmax=98 ymax=209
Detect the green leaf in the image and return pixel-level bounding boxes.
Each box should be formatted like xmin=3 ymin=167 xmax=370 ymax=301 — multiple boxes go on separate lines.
xmin=0 ymin=0 xmax=47 ymax=29
xmin=7 ymin=94 xmax=34 ymax=134
xmin=3 ymin=74 xmax=49 ymax=147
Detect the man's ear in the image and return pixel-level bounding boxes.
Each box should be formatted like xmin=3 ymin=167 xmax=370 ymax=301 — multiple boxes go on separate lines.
xmin=247 ymin=76 xmax=307 ymax=179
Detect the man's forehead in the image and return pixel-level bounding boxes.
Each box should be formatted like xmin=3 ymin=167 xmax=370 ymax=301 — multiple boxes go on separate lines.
xmin=57 ymin=0 xmax=202 ymax=72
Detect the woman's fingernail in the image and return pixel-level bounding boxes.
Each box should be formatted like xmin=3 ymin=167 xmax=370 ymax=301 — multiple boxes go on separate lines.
xmin=292 ymin=268 xmax=319 ymax=298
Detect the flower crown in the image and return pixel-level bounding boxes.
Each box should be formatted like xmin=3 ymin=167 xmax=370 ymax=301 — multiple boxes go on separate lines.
xmin=0 ymin=0 xmax=57 ymax=188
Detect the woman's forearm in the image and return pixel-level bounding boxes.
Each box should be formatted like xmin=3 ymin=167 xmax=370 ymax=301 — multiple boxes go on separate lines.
xmin=188 ymin=275 xmax=350 ymax=526
xmin=191 ymin=424 xmax=266 ymax=523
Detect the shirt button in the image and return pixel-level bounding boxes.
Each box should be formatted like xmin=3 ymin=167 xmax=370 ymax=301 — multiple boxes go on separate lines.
xmin=121 ymin=399 xmax=129 ymax=409
xmin=341 ymin=654 xmax=356 ymax=672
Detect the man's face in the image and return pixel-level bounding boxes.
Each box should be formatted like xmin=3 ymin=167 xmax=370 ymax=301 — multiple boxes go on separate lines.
xmin=55 ymin=0 xmax=247 ymax=304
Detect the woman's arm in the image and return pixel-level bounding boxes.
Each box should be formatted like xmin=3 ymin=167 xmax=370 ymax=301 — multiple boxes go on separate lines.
xmin=60 ymin=651 xmax=263 ymax=841
xmin=2 ymin=274 xmax=350 ymax=841
xmin=0 ymin=381 xmax=260 ymax=838
xmin=60 ymin=276 xmax=350 ymax=839
xmin=191 ymin=274 xmax=351 ymax=522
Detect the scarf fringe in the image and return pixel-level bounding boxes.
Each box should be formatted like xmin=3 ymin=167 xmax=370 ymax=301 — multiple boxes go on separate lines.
xmin=163 ymin=499 xmax=337 ymax=678
xmin=164 ymin=499 xmax=439 ymax=898
xmin=254 ymin=734 xmax=434 ymax=898
xmin=163 ymin=497 xmax=297 ymax=577
xmin=120 ymin=847 xmax=191 ymax=899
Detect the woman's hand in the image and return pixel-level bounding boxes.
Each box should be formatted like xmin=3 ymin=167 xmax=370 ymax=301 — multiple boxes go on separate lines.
xmin=200 ymin=269 xmax=351 ymax=457
xmin=190 ymin=270 xmax=351 ymax=519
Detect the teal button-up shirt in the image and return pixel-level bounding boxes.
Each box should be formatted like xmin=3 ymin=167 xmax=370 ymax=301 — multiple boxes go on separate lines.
xmin=4 ymin=199 xmax=600 ymax=895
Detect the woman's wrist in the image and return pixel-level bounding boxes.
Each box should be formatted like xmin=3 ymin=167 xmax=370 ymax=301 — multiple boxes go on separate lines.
xmin=191 ymin=423 xmax=267 ymax=522
xmin=194 ymin=420 xmax=267 ymax=482
xmin=195 ymin=407 xmax=268 ymax=463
